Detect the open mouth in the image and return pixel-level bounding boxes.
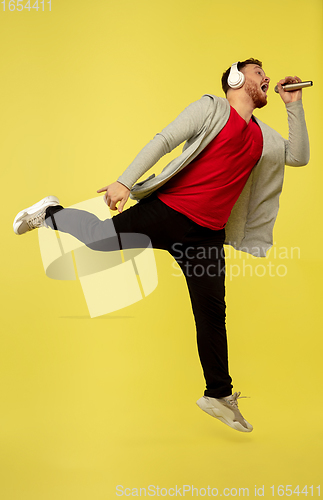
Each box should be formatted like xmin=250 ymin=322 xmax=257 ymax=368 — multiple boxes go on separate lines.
xmin=261 ymin=83 xmax=269 ymax=93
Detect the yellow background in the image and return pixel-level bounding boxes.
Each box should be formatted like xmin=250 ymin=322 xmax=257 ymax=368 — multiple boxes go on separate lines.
xmin=1 ymin=0 xmax=322 ymax=498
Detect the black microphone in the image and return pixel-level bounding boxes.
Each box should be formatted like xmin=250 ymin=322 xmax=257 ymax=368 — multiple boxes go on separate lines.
xmin=274 ymin=81 xmax=313 ymax=93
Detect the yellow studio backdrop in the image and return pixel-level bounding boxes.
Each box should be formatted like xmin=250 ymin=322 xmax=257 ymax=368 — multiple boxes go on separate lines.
xmin=0 ymin=0 xmax=322 ymax=498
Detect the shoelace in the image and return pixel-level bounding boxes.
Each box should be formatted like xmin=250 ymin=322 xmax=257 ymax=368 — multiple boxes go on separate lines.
xmin=26 ymin=211 xmax=46 ymax=230
xmin=225 ymin=392 xmax=250 ymax=409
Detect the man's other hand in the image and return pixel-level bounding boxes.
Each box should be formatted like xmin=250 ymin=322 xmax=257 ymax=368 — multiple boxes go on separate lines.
xmin=97 ymin=182 xmax=131 ymax=213
xmin=276 ymin=76 xmax=303 ymax=104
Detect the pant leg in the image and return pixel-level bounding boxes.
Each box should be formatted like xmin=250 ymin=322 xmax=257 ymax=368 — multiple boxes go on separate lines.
xmin=47 ymin=196 xmax=232 ymax=397
xmin=46 ymin=195 xmax=190 ymax=251
xmin=170 ymin=223 xmax=232 ymax=398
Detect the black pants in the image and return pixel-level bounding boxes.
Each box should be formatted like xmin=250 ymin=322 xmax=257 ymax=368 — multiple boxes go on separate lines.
xmin=47 ymin=193 xmax=233 ymax=398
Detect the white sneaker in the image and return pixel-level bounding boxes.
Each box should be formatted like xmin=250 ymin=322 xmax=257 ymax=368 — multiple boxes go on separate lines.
xmin=13 ymin=196 xmax=60 ymax=235
xmin=196 ymin=392 xmax=253 ymax=432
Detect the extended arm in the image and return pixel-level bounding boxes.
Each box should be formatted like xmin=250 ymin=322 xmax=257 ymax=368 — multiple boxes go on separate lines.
xmin=276 ymin=76 xmax=310 ymax=166
xmin=97 ymin=97 xmax=210 ymax=211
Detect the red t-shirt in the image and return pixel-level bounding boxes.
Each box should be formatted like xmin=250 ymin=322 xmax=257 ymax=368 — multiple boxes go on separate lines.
xmin=157 ymin=106 xmax=263 ymax=230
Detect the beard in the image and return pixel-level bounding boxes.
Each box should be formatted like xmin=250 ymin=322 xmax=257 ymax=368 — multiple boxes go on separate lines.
xmin=244 ymin=79 xmax=267 ymax=109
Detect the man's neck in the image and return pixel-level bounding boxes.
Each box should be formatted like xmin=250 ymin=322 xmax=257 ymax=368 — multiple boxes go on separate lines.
xmin=227 ymin=94 xmax=255 ymax=124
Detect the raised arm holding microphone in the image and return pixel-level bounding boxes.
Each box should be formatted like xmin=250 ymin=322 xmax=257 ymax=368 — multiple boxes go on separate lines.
xmin=13 ymin=59 xmax=310 ymax=433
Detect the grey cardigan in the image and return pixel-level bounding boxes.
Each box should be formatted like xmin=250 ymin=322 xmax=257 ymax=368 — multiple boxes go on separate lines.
xmin=118 ymin=95 xmax=310 ymax=257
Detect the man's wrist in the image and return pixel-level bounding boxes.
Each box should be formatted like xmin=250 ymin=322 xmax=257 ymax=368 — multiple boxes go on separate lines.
xmin=117 ymin=179 xmax=131 ymax=190
xmin=285 ymin=99 xmax=303 ymax=109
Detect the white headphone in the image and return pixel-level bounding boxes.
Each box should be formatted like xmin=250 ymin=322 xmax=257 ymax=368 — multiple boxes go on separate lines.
xmin=227 ymin=62 xmax=245 ymax=89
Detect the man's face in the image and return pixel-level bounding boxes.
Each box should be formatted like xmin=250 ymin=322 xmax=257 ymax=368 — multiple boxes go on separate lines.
xmin=241 ymin=64 xmax=270 ymax=109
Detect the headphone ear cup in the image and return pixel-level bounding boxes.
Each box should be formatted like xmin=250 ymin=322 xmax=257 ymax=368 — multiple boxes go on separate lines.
xmin=228 ymin=62 xmax=245 ymax=89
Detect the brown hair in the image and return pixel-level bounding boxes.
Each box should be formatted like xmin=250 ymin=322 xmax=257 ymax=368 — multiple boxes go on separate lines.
xmin=221 ymin=58 xmax=263 ymax=95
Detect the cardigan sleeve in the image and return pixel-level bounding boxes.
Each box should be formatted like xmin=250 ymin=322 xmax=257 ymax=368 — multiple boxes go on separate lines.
xmin=117 ymin=96 xmax=212 ymax=189
xmin=284 ymin=100 xmax=310 ymax=167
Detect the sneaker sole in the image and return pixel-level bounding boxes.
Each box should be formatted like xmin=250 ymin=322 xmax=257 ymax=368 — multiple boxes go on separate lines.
xmin=196 ymin=396 xmax=253 ymax=433
xmin=13 ymin=196 xmax=60 ymax=234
